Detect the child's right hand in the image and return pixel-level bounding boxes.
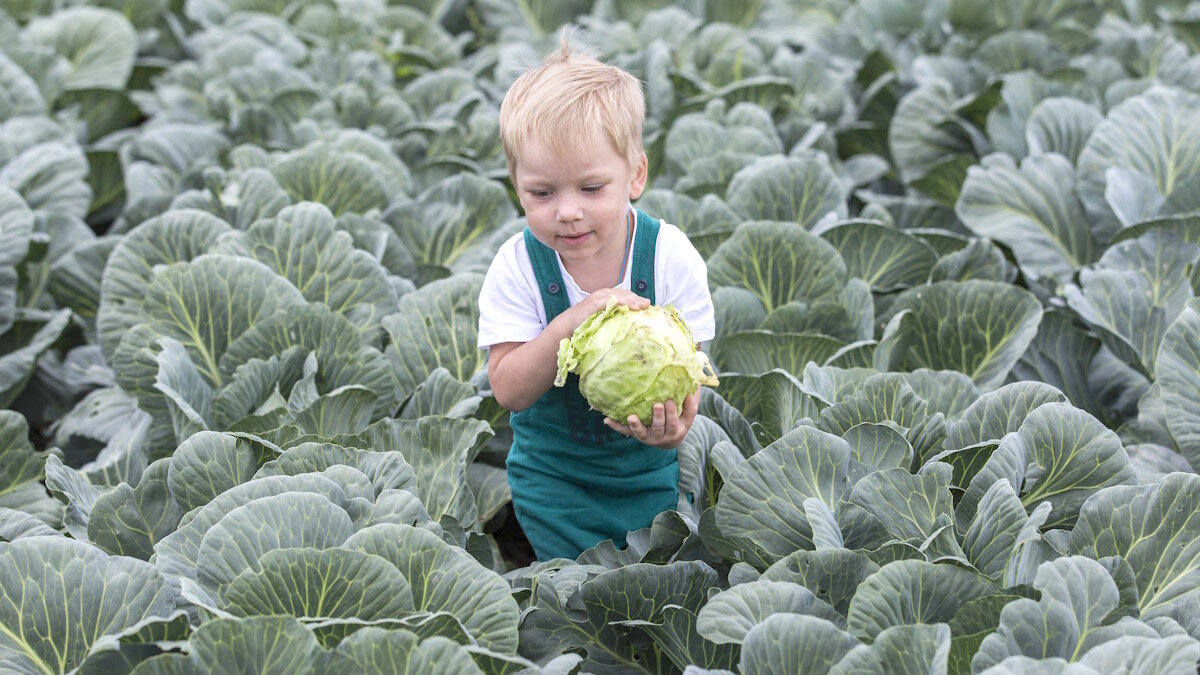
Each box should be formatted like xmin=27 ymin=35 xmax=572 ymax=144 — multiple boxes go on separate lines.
xmin=560 ymin=288 xmax=649 ymax=334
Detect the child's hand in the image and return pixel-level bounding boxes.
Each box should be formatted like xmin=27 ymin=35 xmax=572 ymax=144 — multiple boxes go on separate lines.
xmin=604 ymin=389 xmax=700 ymax=449
xmin=561 ymin=288 xmax=649 ymax=334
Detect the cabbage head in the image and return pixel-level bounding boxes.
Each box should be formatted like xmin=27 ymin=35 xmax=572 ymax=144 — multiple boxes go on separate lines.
xmin=555 ymin=297 xmax=719 ymax=425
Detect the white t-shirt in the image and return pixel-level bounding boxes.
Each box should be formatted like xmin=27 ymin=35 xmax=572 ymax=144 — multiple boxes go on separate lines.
xmin=477 ymin=214 xmax=716 ymax=349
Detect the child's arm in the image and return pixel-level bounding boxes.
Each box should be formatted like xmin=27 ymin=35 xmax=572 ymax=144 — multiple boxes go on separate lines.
xmin=488 ymin=288 xmax=649 ymax=412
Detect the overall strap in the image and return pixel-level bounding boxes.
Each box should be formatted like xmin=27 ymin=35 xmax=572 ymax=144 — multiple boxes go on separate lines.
xmin=630 ymin=208 xmax=660 ymax=304
xmin=523 ymin=228 xmax=571 ymax=322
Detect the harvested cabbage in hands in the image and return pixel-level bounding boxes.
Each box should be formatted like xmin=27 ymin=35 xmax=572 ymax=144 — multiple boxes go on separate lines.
xmin=555 ymin=297 xmax=719 ymax=425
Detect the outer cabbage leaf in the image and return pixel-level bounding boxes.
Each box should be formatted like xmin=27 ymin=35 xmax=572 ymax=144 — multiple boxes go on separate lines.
xmin=192 ymin=492 xmax=357 ymax=604
xmin=890 ymin=81 xmax=975 ymax=185
xmin=800 ymin=364 xmax=879 ymax=407
xmin=928 ymin=237 xmax=1018 ymax=284
xmin=900 ymin=369 xmax=980 ymax=419
xmin=88 ymin=457 xmax=184 ymax=560
xmin=587 ymin=561 xmax=733 ymax=672
xmin=212 ymin=202 xmax=397 ymax=329
xmin=959 ymin=402 xmax=1135 ymax=529
xmin=845 ymin=559 xmax=995 ymax=640
xmin=716 ymin=331 xmax=846 ymax=378
xmin=829 ymin=623 xmax=952 ymax=675
xmin=255 ymin=442 xmax=416 ymax=497
xmin=343 ymin=523 xmax=520 ymax=653
xmin=714 ymin=370 xmax=821 ymax=446
xmin=634 ymin=190 xmax=741 ymax=258
xmin=841 ymin=423 xmax=912 ymax=472
xmin=973 ymin=556 xmax=1167 ymax=671
xmin=962 ymin=479 xmax=1045 ymax=578
xmin=1069 ymin=473 xmax=1200 ymax=622
xmin=514 ymin=564 xmax=637 ymax=669
xmin=879 ymin=280 xmax=1042 ymax=389
xmin=848 ymin=468 xmax=956 ymax=546
xmin=1156 ymin=299 xmax=1200 ymax=467
xmin=816 ymin=373 xmax=947 ymax=467
xmin=0 ymin=508 xmax=58 ymax=541
xmin=0 ymin=141 xmax=91 ymax=220
xmin=707 ymin=221 xmax=847 ymax=312
xmin=112 ymin=256 xmax=305 ymax=431
xmin=977 ymin=656 xmax=1098 ymax=674
xmin=48 ymin=235 xmax=118 ymax=336
xmin=725 ymin=154 xmax=847 ymax=228
xmin=166 ymin=431 xmax=258 ymax=513
xmin=0 ymin=309 xmax=71 ymax=408
xmin=664 ymin=113 xmax=781 ymax=181
xmin=972 ymin=31 xmax=1066 ymax=74
xmin=0 ymin=411 xmax=58 ymax=528
xmin=382 ymin=173 xmax=517 ymax=282
xmin=221 ymin=547 xmax=416 ymax=645
xmin=97 ymin=209 xmax=233 ymax=361
xmin=1010 ymin=311 xmax=1108 ymax=425
xmin=957 ymin=152 xmax=1098 ymax=284
xmin=332 ymin=628 xmax=484 ymax=675
xmin=738 ymin=614 xmax=860 ymax=675
xmin=0 ymin=186 xmax=32 ymax=334
xmin=220 ymin=304 xmax=397 ymax=419
xmin=714 ymin=426 xmax=852 ymax=567
xmin=0 ymin=53 xmax=45 ymax=120
xmin=758 ymin=297 xmax=867 ymax=342
xmin=118 ymin=124 xmax=230 ymax=232
xmin=42 ymin=455 xmax=104 ymax=541
xmin=947 ymin=0 xmax=1100 ymax=36
xmin=761 ymin=548 xmax=880 ymax=617
xmin=1025 ymin=97 xmax=1103 ymax=164
xmin=381 ymin=275 xmax=485 ymax=404
xmin=0 ymin=537 xmax=175 ymax=675
xmin=346 ymin=417 xmax=491 ymax=528
xmin=696 ymin=579 xmax=843 ymax=644
xmin=289 ymin=385 xmax=378 ymax=439
xmin=1077 ymin=86 xmax=1200 ymax=232
xmin=819 ymin=220 xmax=938 ymax=292
xmin=270 ymin=146 xmax=392 ymax=217
xmin=20 ymin=8 xmax=136 ymax=91
xmin=153 ymin=473 xmax=364 ymax=583
xmin=399 ymin=367 xmax=481 ymax=420
xmin=1064 ymin=231 xmax=1198 ymax=378
xmin=1076 ymin=635 xmax=1200 ymax=675
xmin=944 ymin=381 xmax=1066 ymax=452
xmin=127 ymin=615 xmax=329 ymax=675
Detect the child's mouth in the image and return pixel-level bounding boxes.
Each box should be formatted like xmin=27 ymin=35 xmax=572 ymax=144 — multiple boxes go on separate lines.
xmin=560 ymin=232 xmax=591 ymax=246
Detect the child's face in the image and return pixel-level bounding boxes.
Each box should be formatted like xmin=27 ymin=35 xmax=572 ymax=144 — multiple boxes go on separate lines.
xmin=511 ymin=132 xmax=647 ymax=271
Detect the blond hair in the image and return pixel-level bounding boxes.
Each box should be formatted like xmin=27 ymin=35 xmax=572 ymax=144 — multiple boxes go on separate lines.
xmin=498 ymin=33 xmax=646 ymax=176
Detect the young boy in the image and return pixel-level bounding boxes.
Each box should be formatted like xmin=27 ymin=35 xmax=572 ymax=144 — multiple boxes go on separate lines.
xmin=477 ymin=38 xmax=716 ymax=561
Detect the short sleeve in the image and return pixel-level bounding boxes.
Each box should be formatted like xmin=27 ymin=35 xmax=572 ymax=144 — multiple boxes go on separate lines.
xmin=655 ymin=224 xmax=715 ymax=343
xmin=477 ymin=236 xmax=545 ymax=349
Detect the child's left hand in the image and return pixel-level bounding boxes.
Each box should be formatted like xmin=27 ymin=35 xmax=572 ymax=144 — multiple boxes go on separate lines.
xmin=604 ymin=389 xmax=700 ymax=449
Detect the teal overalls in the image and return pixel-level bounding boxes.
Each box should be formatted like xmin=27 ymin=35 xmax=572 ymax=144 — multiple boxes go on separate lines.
xmin=507 ymin=208 xmax=679 ymax=561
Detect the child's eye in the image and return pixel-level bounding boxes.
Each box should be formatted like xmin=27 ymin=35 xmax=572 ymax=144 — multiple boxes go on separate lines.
xmin=529 ymin=190 xmax=552 ymax=199
xmin=582 ymin=185 xmax=604 ymax=194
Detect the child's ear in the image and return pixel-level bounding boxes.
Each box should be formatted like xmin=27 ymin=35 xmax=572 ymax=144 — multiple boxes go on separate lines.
xmin=629 ymin=151 xmax=649 ymax=199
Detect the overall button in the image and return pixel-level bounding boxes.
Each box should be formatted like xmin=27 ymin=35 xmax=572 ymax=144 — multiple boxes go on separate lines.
xmin=548 ymin=283 xmax=561 ymax=294
xmin=635 ymin=280 xmax=648 ymax=291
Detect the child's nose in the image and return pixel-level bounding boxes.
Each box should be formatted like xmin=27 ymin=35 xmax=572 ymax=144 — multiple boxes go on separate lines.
xmin=556 ymin=197 xmax=583 ymax=222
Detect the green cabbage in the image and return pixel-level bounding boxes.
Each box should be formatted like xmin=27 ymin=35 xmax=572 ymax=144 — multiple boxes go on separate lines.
xmin=555 ymin=297 xmax=719 ymax=425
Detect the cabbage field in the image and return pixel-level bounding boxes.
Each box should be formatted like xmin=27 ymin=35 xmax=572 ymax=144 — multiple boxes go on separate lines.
xmin=3 ymin=0 xmax=1200 ymax=673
